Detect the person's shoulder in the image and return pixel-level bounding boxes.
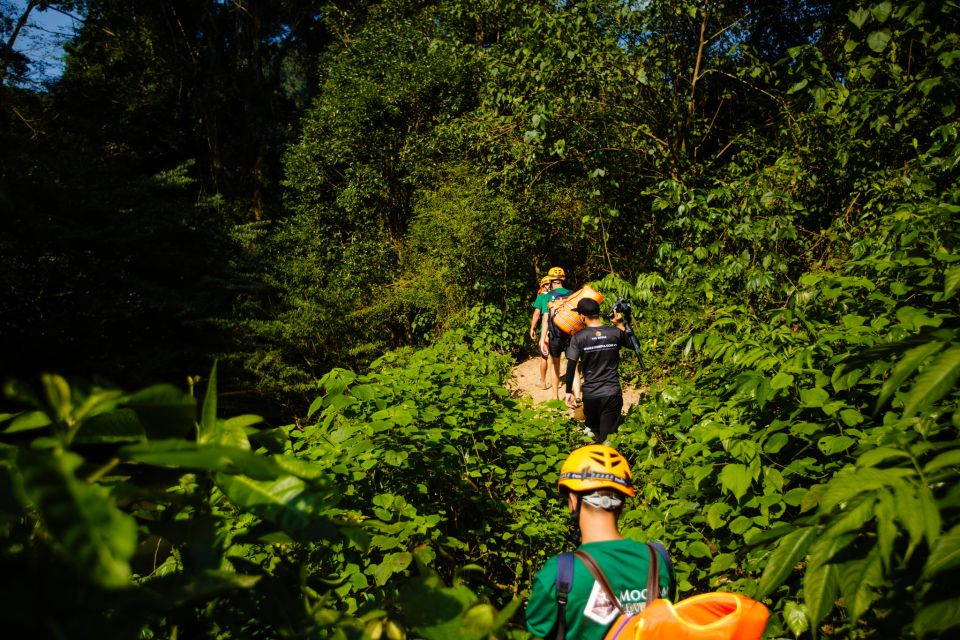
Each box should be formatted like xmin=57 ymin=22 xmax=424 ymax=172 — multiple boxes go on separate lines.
xmin=536 ymin=553 xmax=561 ymax=576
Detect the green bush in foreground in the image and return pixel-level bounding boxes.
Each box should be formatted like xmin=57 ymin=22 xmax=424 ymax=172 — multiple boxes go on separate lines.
xmin=0 ymin=334 xmax=585 ymax=639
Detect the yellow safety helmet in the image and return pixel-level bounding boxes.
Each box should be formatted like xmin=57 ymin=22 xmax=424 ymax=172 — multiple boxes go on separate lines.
xmin=547 ymin=266 xmax=566 ymax=280
xmin=539 ymin=275 xmax=553 ymax=287
xmin=558 ymin=444 xmax=634 ymax=497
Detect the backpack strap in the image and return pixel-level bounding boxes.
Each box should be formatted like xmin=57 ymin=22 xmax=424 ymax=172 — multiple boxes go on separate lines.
xmin=573 ymin=550 xmax=625 ymax=614
xmin=644 ymin=543 xmax=661 ymax=607
xmin=546 ymin=290 xmax=569 ymax=338
xmin=554 ymin=553 xmax=574 ymax=640
xmin=648 ymin=541 xmax=677 ymax=602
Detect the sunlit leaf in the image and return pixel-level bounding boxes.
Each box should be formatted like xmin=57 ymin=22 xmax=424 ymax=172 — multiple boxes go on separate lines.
xmin=718 ymin=463 xmax=751 ymax=501
xmin=924 ymin=448 xmax=960 ymax=475
xmin=783 ymin=600 xmax=809 ymax=637
xmin=217 ymin=473 xmax=337 ymax=540
xmin=199 ymin=362 xmax=219 ymax=442
xmin=374 ymin=551 xmax=413 ymax=586
xmin=42 ymin=374 xmax=72 ymax=425
xmin=2 ymin=410 xmax=51 ymax=434
xmin=848 ymin=7 xmax=869 ymax=29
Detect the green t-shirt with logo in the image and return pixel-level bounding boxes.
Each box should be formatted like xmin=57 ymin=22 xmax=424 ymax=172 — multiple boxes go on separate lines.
xmin=525 ymin=538 xmax=672 ymax=640
xmin=532 ymin=287 xmax=571 ymax=314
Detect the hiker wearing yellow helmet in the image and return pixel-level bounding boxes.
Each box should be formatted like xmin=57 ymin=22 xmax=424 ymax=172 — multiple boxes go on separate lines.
xmin=525 ymin=445 xmax=674 ymax=640
xmin=537 ymin=267 xmax=578 ymax=401
xmin=529 ymin=275 xmax=555 ymax=389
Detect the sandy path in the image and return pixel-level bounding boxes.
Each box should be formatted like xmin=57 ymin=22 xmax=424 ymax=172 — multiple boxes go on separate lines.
xmin=507 ymin=355 xmax=645 ymax=418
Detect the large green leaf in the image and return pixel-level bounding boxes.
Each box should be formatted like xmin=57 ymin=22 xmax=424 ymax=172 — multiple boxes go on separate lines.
xmin=757 ymin=527 xmax=817 ymax=597
xmin=783 ymin=600 xmax=809 ymax=638
xmin=914 ymin=596 xmax=960 ymax=637
xmin=803 ymin=560 xmax=840 ymax=633
xmin=902 ymin=345 xmax=960 ymax=417
xmin=123 ymin=384 xmax=196 ymax=439
xmin=875 ymin=340 xmax=945 ymax=413
xmin=120 ymin=440 xmax=282 ymax=480
xmin=139 ymin=569 xmax=261 ymax=606
xmin=216 ymin=473 xmax=337 ymax=540
xmin=73 ymin=408 xmax=146 ymax=444
xmin=2 ymin=410 xmax=51 ymax=434
xmin=199 ymin=362 xmax=219 ymax=443
xmin=398 ymin=574 xmax=483 ymax=640
xmin=374 ymin=551 xmax=413 ymax=586
xmin=924 ymin=448 xmax=960 ymax=475
xmin=923 ymin=523 xmax=960 ymax=579
xmin=718 ymin=463 xmax=752 ymax=501
xmin=17 ymin=448 xmax=137 ymax=588
xmin=837 ymin=546 xmax=883 ymax=620
xmin=819 ymin=467 xmax=915 ymax=512
xmin=944 ymin=265 xmax=960 ymax=299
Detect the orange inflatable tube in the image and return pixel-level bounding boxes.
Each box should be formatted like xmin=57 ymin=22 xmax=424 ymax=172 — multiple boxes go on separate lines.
xmin=550 ymin=285 xmax=604 ymax=335
xmin=604 ymin=592 xmax=769 ymax=640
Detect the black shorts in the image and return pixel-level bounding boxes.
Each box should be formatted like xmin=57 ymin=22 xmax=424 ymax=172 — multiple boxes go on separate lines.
xmin=548 ymin=332 xmax=570 ymax=358
xmin=583 ymin=394 xmax=623 ymax=442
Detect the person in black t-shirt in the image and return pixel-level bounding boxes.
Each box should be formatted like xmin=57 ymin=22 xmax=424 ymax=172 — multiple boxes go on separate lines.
xmin=564 ymin=298 xmax=631 ymax=442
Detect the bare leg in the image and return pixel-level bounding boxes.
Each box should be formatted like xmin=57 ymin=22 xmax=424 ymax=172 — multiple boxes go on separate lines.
xmin=548 ymin=355 xmax=562 ymax=400
xmin=538 ymin=355 xmax=548 ymax=388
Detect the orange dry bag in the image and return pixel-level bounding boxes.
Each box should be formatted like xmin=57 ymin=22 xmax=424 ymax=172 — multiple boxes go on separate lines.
xmin=603 ymin=592 xmax=770 ymax=640
xmin=549 ymin=285 xmax=604 ymax=335
xmin=569 ymin=547 xmax=769 ymax=640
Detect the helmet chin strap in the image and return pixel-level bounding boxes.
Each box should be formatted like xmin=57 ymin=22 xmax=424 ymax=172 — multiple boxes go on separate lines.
xmin=568 ymin=494 xmax=583 ymax=544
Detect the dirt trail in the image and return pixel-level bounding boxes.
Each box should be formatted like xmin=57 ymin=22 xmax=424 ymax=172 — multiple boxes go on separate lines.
xmin=507 ymin=355 xmax=645 ymax=418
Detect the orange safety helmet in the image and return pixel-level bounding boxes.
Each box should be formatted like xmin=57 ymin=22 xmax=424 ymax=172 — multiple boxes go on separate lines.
xmin=558 ymin=444 xmax=634 ymax=497
xmin=547 ymin=266 xmax=566 ymax=280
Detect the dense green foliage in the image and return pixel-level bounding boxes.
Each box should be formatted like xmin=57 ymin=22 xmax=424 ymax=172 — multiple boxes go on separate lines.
xmin=2 ymin=0 xmax=960 ymax=638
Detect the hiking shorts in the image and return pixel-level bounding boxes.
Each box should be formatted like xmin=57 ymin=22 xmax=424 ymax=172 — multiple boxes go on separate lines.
xmin=583 ymin=394 xmax=623 ymax=442
xmin=548 ymin=332 xmax=569 ymax=358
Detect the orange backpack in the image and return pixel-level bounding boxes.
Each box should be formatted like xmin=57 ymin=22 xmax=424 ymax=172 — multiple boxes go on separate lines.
xmin=569 ymin=547 xmax=769 ymax=640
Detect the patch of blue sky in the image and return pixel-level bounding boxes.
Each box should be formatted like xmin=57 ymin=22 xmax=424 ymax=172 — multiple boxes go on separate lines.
xmin=5 ymin=0 xmax=83 ymax=87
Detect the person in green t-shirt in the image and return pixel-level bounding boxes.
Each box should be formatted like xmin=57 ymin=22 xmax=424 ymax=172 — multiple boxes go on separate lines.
xmin=537 ymin=267 xmax=576 ymax=401
xmin=530 ymin=275 xmax=554 ymax=389
xmin=524 ymin=445 xmax=674 ymax=640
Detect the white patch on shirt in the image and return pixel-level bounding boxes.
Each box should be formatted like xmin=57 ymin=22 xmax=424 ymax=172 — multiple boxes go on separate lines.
xmin=582 ymin=581 xmax=620 ymax=625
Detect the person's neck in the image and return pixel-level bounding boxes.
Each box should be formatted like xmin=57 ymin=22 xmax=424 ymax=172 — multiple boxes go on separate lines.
xmin=584 ymin=317 xmax=604 ymax=327
xmin=578 ymin=510 xmax=623 ymax=544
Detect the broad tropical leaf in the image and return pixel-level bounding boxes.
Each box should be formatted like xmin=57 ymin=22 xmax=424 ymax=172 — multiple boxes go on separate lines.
xmin=902 ymin=345 xmax=960 ymax=417
xmin=874 ymin=340 xmax=945 ymax=413
xmin=757 ymin=527 xmax=817 ymax=597
xmin=16 ymin=448 xmax=137 ymax=588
